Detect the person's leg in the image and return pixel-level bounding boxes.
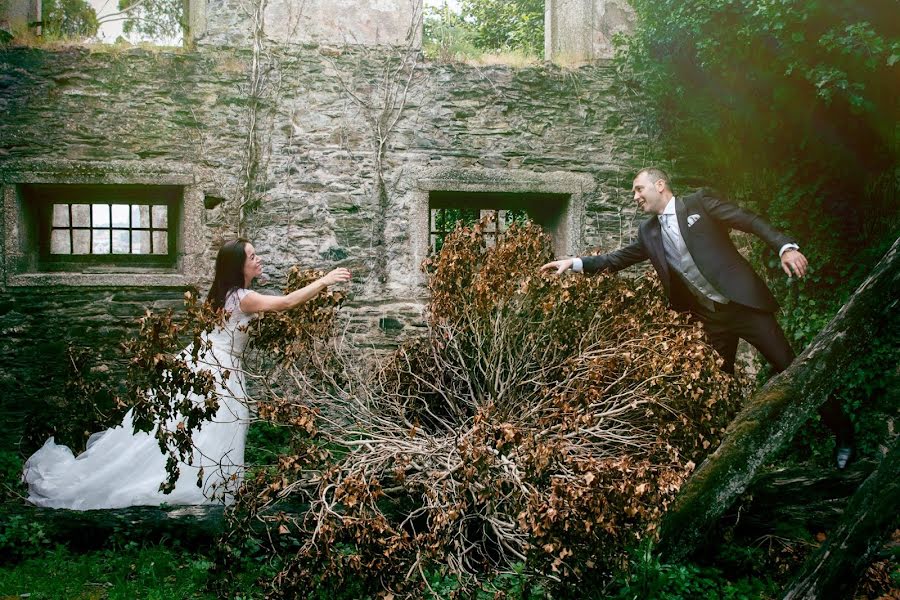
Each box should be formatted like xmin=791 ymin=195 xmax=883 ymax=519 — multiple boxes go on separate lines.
xmin=705 ymin=328 xmax=739 ymax=375
xmin=694 ymin=309 xmax=739 ymax=374
xmin=731 ymin=306 xmax=854 ymax=465
xmin=729 ymin=306 xmax=794 ymax=372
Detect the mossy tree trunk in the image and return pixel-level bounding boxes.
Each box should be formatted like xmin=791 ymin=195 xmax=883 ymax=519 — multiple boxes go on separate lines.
xmin=781 ymin=435 xmax=899 ymax=599
xmin=657 ymin=236 xmax=900 ymax=561
xmin=740 ymin=459 xmax=876 ymax=535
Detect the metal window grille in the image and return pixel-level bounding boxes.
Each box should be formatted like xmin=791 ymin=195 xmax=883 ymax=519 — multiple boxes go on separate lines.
xmin=429 ymin=208 xmax=529 ymax=252
xmin=49 ymin=203 xmax=169 ymax=256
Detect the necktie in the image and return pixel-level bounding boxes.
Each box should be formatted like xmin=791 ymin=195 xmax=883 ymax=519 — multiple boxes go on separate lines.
xmin=662 ymin=213 xmax=675 ymax=234
xmin=660 ymin=214 xmax=676 ymax=245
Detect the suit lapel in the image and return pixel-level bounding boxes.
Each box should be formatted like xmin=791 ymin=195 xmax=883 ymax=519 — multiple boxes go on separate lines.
xmin=675 ymin=197 xmax=697 ymax=259
xmin=644 ymin=217 xmax=670 ymax=287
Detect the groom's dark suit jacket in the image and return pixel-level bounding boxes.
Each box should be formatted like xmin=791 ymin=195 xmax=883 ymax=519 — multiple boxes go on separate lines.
xmin=581 ymin=189 xmax=794 ymax=313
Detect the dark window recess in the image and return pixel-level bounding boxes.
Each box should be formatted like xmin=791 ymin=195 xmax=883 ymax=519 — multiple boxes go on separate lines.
xmin=428 ymin=190 xmax=567 ymax=253
xmin=24 ymin=184 xmax=181 ymax=270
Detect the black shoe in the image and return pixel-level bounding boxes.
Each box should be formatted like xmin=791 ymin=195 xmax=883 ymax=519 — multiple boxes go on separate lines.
xmin=835 ymin=445 xmax=853 ymax=469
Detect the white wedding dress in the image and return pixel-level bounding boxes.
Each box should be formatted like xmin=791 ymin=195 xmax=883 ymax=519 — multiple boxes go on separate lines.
xmin=23 ymin=289 xmax=255 ymax=510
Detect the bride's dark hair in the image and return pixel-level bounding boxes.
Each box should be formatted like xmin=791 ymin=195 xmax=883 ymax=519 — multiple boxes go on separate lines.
xmin=208 ymin=238 xmax=250 ymax=310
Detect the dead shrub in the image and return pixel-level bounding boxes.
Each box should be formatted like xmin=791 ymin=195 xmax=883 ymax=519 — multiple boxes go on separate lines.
xmin=216 ymin=219 xmax=745 ymax=597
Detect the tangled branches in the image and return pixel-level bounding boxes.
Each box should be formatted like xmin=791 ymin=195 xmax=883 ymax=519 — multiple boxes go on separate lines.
xmin=220 ymin=220 xmax=745 ymax=597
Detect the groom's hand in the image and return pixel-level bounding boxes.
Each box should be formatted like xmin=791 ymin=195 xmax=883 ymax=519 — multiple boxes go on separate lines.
xmin=781 ymin=249 xmax=808 ymax=278
xmin=539 ymin=258 xmax=574 ymax=275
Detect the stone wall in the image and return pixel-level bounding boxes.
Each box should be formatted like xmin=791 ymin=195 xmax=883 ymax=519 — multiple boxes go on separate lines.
xmin=263 ymin=0 xmax=422 ymax=47
xmin=0 ymin=286 xmax=187 ymax=451
xmin=0 ymin=43 xmax=652 ymax=451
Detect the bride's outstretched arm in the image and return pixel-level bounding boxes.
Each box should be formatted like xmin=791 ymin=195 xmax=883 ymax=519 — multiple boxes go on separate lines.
xmin=239 ymin=268 xmax=351 ymax=313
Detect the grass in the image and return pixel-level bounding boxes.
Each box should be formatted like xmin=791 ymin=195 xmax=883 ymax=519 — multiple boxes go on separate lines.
xmin=423 ymin=41 xmax=543 ymax=67
xmin=0 ymin=544 xmax=225 ymax=599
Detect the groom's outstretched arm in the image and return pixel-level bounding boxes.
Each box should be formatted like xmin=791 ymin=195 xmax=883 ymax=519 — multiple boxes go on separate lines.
xmin=540 ymin=240 xmax=648 ymax=276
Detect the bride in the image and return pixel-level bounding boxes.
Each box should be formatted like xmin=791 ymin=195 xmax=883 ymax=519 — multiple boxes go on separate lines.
xmin=23 ymin=238 xmax=351 ymax=510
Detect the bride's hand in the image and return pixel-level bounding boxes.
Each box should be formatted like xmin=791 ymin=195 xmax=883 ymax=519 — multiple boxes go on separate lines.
xmin=321 ymin=267 xmax=351 ymax=287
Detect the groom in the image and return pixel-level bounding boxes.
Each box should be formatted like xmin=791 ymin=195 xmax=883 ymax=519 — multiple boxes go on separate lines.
xmin=540 ymin=167 xmax=853 ymax=468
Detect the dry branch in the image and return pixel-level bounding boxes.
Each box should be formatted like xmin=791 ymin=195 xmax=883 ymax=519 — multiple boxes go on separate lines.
xmin=228 ymin=221 xmax=745 ymax=596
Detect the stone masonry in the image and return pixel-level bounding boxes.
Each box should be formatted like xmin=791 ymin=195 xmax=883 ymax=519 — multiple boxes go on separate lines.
xmin=0 ymin=2 xmax=652 ymax=451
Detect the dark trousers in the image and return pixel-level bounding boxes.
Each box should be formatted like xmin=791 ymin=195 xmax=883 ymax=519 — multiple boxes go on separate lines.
xmin=692 ymin=301 xmax=853 ymax=445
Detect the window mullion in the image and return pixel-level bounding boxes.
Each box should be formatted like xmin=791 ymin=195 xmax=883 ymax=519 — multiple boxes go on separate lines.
xmin=149 ymin=205 xmax=154 ymax=254
xmin=68 ymin=204 xmax=73 ymax=255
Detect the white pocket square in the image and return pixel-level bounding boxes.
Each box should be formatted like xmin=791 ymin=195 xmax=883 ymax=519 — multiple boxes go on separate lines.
xmin=687 ymin=214 xmax=701 ymax=227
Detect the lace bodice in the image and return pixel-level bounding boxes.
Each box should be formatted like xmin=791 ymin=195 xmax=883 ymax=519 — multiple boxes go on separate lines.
xmin=208 ymin=288 xmax=257 ymax=358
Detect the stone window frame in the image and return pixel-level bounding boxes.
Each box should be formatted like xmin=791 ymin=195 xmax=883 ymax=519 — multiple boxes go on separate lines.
xmin=409 ymin=167 xmax=595 ymax=273
xmin=1 ymin=165 xmax=206 ymax=287
xmin=27 ymin=184 xmax=180 ymax=267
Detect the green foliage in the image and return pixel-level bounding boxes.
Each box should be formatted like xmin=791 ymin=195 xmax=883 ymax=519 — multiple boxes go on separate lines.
xmin=0 ymin=515 xmax=50 ymax=562
xmin=0 ymin=450 xmax=23 ymax=501
xmin=617 ymin=0 xmax=899 ymax=191
xmin=243 ymin=420 xmax=295 ymax=467
xmin=433 ymin=207 xmax=481 ymax=234
xmin=116 ymin=0 xmax=183 ymax=42
xmin=421 ymin=562 xmax=547 ymax=598
xmin=0 ymin=544 xmax=225 ymax=599
xmin=424 ymin=4 xmax=481 ymax=61
xmin=41 ymin=0 xmax=98 ymax=40
xmin=423 ymin=0 xmax=544 ymax=60
xmin=620 ymin=0 xmax=897 ymax=109
xmin=460 ymin=0 xmax=544 ymax=56
xmin=617 ymin=0 xmax=900 ymax=456
xmin=606 ymin=543 xmax=778 ymax=600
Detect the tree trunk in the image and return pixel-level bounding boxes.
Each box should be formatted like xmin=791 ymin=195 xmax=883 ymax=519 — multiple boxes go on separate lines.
xmin=657 ymin=237 xmax=900 ymax=561
xmin=738 ymin=458 xmax=876 ymax=536
xmin=781 ymin=436 xmax=899 ymax=600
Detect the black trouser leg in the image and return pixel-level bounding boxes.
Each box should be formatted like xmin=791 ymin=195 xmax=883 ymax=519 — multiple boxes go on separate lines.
xmin=692 ymin=304 xmax=754 ymax=377
xmin=737 ymin=307 xmax=854 ymax=445
xmin=697 ymin=303 xmax=854 ymax=445
xmin=697 ymin=316 xmax=739 ymax=375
